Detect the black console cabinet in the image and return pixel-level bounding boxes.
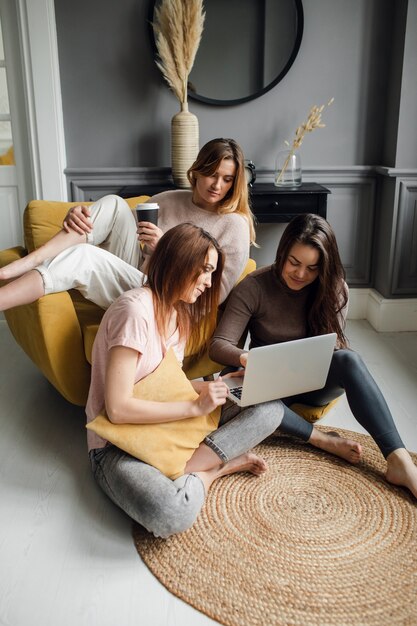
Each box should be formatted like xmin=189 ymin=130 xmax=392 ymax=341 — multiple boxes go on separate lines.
xmin=250 ymin=183 xmax=330 ymax=223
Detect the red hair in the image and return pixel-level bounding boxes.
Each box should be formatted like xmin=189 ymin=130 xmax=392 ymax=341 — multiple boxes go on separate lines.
xmin=146 ymin=222 xmax=224 ymax=351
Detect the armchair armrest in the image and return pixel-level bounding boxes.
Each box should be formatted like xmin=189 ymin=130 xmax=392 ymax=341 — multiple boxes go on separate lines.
xmin=0 ymin=245 xmax=27 ymax=269
xmin=1 ymin=244 xmax=91 ymax=404
xmin=1 ymin=195 xmax=152 ymax=406
xmin=3 ymin=293 xmax=92 ymax=405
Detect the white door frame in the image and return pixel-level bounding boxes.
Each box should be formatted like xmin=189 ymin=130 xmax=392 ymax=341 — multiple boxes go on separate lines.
xmin=16 ymin=0 xmax=67 ymax=201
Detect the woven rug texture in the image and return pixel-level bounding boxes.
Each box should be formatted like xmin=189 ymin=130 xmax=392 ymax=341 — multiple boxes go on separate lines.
xmin=133 ymin=427 xmax=417 ymax=626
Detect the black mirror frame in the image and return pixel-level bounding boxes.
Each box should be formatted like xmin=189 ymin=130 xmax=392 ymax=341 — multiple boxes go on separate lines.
xmin=149 ymin=0 xmax=304 ymax=107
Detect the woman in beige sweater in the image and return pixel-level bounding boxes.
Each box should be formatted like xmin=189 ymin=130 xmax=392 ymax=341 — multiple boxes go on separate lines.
xmin=0 ymin=138 xmax=254 ymax=311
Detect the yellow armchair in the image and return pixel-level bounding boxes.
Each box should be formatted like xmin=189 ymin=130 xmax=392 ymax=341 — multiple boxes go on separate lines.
xmin=0 ymin=196 xmax=147 ymax=405
xmin=0 ymin=198 xmax=256 ymax=405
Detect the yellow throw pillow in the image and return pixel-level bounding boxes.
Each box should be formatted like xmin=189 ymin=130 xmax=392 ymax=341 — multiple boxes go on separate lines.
xmin=86 ymin=348 xmax=221 ymax=480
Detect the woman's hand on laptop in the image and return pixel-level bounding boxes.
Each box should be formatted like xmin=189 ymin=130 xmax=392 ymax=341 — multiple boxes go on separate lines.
xmin=222 ymin=369 xmax=245 ymax=379
xmin=239 ymin=352 xmax=248 ymax=368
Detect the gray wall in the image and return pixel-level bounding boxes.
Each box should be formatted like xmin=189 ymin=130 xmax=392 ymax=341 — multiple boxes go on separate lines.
xmin=54 ymin=0 xmax=407 ymax=170
xmin=54 ymin=0 xmax=417 ymax=297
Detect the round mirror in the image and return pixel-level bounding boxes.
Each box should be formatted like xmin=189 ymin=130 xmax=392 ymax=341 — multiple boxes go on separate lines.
xmin=151 ymin=0 xmax=304 ymax=106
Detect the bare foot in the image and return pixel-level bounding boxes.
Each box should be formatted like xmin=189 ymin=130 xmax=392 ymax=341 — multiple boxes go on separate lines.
xmin=386 ymin=448 xmax=417 ymax=499
xmin=193 ymin=451 xmax=267 ymax=494
xmin=309 ymin=428 xmax=362 ymax=464
xmin=219 ymin=452 xmax=268 ymax=477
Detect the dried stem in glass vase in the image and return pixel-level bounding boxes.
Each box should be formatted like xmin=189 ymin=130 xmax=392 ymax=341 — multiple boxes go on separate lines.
xmin=275 ymin=98 xmax=334 ymax=186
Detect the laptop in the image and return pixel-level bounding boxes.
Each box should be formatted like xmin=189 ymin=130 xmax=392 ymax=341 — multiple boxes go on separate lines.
xmin=223 ymin=333 xmax=337 ymax=407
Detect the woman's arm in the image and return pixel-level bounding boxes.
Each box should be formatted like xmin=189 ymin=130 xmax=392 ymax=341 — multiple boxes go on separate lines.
xmin=209 ymin=278 xmax=257 ymax=367
xmin=218 ymin=215 xmax=250 ymax=302
xmin=105 ymin=346 xmax=228 ymax=424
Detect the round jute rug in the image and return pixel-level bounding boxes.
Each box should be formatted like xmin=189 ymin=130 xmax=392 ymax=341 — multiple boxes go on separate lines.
xmin=133 ymin=427 xmax=417 ymax=626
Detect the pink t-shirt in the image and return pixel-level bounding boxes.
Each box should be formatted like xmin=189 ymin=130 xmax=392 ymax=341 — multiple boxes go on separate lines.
xmin=86 ymin=287 xmax=185 ymax=451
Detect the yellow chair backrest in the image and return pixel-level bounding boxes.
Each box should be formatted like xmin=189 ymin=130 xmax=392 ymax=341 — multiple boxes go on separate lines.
xmin=23 ymin=196 xmax=149 ymax=252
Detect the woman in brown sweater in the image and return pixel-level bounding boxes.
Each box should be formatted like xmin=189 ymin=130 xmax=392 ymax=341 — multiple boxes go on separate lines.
xmin=210 ymin=213 xmax=417 ymax=499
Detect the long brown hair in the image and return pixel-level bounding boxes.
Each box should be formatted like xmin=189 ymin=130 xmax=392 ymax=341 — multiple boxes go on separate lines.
xmin=187 ymin=137 xmax=257 ymax=245
xmin=146 ymin=223 xmax=224 ymax=352
xmin=275 ymin=213 xmax=349 ymax=348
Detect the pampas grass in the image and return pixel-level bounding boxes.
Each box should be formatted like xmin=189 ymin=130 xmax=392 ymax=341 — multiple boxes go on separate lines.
xmin=275 ymin=98 xmax=334 ymax=184
xmin=153 ymin=0 xmax=205 ymax=105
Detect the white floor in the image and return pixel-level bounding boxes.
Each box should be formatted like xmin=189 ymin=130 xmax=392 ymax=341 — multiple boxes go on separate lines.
xmin=0 ymin=319 xmax=416 ymax=626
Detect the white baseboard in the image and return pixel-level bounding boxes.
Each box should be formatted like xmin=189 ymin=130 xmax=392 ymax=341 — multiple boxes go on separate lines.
xmin=348 ymin=288 xmax=417 ymax=332
xmin=346 ymin=289 xmax=370 ymax=320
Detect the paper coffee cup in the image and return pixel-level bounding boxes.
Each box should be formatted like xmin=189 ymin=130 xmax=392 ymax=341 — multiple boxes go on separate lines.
xmin=136 ymin=203 xmax=159 ymax=225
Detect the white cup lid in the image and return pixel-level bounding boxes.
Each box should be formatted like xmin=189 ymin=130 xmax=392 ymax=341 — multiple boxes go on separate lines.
xmin=137 ymin=203 xmax=159 ymax=209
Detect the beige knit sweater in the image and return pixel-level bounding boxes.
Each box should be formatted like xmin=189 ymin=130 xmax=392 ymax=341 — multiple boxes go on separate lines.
xmin=145 ymin=190 xmax=250 ymax=302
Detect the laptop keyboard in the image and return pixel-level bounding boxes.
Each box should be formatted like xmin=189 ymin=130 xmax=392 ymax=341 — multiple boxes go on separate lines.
xmin=229 ymin=386 xmax=243 ymax=400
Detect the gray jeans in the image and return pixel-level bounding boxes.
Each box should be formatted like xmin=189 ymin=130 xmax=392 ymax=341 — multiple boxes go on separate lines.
xmin=89 ymin=399 xmax=284 ymax=538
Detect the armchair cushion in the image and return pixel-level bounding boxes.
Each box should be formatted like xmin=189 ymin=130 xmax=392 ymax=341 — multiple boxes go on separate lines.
xmin=289 ymin=397 xmax=340 ymax=423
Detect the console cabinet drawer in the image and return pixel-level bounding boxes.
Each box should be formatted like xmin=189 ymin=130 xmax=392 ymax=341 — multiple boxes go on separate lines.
xmin=250 ymin=183 xmax=330 ymax=223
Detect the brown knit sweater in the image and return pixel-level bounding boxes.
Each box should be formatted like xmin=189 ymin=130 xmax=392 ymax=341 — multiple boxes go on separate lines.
xmin=209 ymin=264 xmax=348 ymax=367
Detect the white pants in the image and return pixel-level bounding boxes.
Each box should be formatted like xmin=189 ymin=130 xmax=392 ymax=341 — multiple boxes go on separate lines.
xmin=36 ymin=195 xmax=144 ymax=309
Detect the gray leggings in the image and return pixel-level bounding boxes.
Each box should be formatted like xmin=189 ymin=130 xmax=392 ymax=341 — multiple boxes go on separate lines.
xmin=89 ymin=399 xmax=284 ymax=538
xmin=280 ymin=349 xmax=404 ymax=458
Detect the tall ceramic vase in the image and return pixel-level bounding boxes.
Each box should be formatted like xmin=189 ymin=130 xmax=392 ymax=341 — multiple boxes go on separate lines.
xmin=171 ymin=102 xmax=199 ymax=188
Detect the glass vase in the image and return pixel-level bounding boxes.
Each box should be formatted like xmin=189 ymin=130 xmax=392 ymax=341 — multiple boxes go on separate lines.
xmin=274 ymin=150 xmax=302 ymax=187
